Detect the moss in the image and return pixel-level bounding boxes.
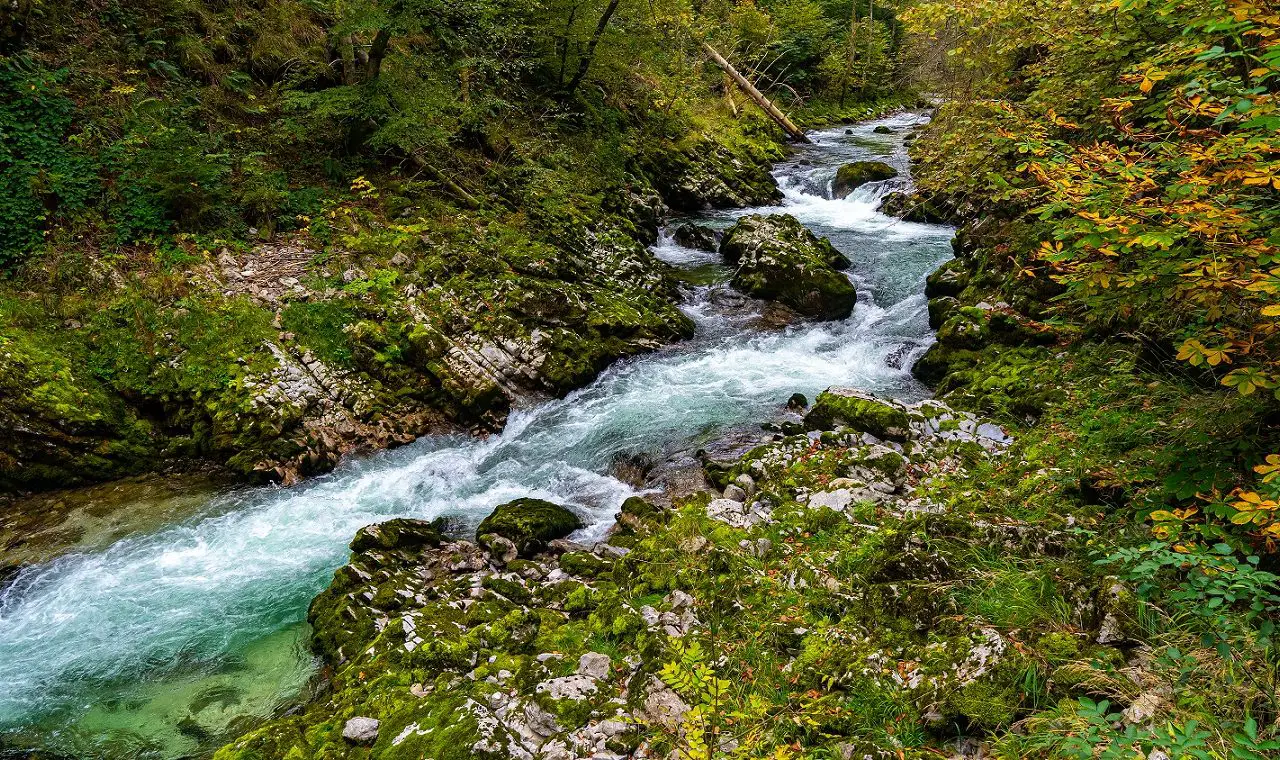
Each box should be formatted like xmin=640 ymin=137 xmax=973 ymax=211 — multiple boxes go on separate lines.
xmin=831 ymin=161 xmax=898 ymax=197
xmin=559 ymin=552 xmax=613 ymax=578
xmin=476 ymin=498 xmax=583 ymax=557
xmin=719 ymin=214 xmax=857 ymax=321
xmin=804 ymin=389 xmax=911 ymax=440
xmin=350 ymin=518 xmax=445 ymax=553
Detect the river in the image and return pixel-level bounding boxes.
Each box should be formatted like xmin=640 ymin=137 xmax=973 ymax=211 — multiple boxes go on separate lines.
xmin=0 ymin=112 xmax=953 ymax=759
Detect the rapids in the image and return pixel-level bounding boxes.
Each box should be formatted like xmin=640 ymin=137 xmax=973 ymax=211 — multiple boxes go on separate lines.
xmin=0 ymin=112 xmax=952 ymax=759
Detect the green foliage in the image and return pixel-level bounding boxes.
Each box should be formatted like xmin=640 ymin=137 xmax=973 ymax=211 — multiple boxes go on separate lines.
xmin=0 ymin=61 xmax=98 ymax=265
xmin=1100 ymin=540 xmax=1280 ymax=655
xmin=1057 ymin=698 xmax=1280 ymax=760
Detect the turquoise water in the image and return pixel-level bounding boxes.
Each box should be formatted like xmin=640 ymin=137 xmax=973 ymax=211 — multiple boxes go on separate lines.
xmin=0 ymin=113 xmax=952 ymax=758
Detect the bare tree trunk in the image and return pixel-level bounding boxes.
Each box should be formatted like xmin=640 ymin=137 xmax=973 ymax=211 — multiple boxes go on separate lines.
xmin=366 ymin=29 xmax=391 ymax=81
xmin=702 ymin=42 xmax=810 ymax=143
xmin=724 ymin=73 xmax=740 ymax=116
xmin=556 ymin=2 xmax=581 ymax=88
xmin=565 ymin=0 xmax=622 ymax=96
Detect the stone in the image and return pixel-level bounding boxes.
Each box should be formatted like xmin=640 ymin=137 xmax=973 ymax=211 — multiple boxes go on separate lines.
xmin=723 ymin=484 xmax=747 ymax=502
xmin=477 ymin=498 xmax=583 ymax=557
xmin=342 ymin=716 xmax=380 ymax=744
xmin=671 ymin=222 xmax=720 ymax=252
xmin=639 ymin=676 xmax=690 ymax=730
xmin=719 ymin=214 xmax=857 ymax=321
xmin=924 ymin=259 xmax=970 ymax=299
xmin=536 ymin=674 xmax=599 ymax=701
xmin=804 ymin=388 xmax=912 ymax=441
xmin=577 ymin=652 xmax=612 ymax=680
xmin=350 ymin=518 xmax=445 ymax=553
xmin=872 ymin=125 xmax=894 ymax=134
xmin=831 ymin=161 xmax=898 ymax=198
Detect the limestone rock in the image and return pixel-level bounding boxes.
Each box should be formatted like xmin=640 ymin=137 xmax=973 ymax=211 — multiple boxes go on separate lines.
xmin=343 ymin=716 xmax=380 ymax=744
xmin=477 ymin=498 xmax=583 ymax=557
xmin=671 ymin=222 xmax=720 ymax=252
xmin=719 ymin=214 xmax=857 ymax=320
xmin=832 ymin=161 xmax=898 ymax=198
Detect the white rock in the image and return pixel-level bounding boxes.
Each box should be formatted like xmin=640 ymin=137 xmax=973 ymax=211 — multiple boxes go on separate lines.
xmin=578 ymin=651 xmax=612 ymax=680
xmin=343 ymin=716 xmax=380 ymax=744
xmin=536 ymin=674 xmax=599 ymax=701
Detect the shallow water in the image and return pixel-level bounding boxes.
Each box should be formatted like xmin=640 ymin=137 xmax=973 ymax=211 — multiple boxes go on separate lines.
xmin=0 ymin=112 xmax=952 ymax=759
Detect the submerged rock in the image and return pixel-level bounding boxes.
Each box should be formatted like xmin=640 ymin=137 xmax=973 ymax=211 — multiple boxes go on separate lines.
xmin=719 ymin=214 xmax=857 ymax=320
xmin=832 ymin=161 xmax=898 ymax=198
xmin=476 ymin=497 xmax=583 ymax=557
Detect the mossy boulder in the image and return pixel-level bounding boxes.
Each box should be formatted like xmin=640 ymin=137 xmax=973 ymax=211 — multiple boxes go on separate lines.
xmin=927 ymin=296 xmax=959 ymax=329
xmin=477 ymin=498 xmax=583 ymax=557
xmin=803 ymin=388 xmax=911 ymax=441
xmin=880 ymin=190 xmax=956 ymax=224
xmin=349 ymin=517 xmax=446 ymax=553
xmin=924 ymin=259 xmax=969 ymax=298
xmin=831 ymin=161 xmax=898 ymax=198
xmin=719 ymin=214 xmax=857 ymax=320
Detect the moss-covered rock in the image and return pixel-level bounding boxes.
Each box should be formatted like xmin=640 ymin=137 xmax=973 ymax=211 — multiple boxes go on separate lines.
xmin=349 ymin=518 xmax=446 ymax=553
xmin=719 ymin=214 xmax=857 ymax=320
xmin=476 ymin=498 xmax=583 ymax=557
xmin=924 ymin=258 xmax=969 ymax=299
xmin=831 ymin=161 xmax=898 ymax=198
xmin=804 ymin=388 xmax=911 ymax=440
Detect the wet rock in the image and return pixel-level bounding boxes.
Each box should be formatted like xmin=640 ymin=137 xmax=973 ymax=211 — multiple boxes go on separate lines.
xmin=872 ymin=125 xmax=895 ymax=134
xmin=719 ymin=214 xmax=857 ymax=320
xmin=880 ymin=191 xmax=953 ymax=224
xmin=477 ymin=498 xmax=583 ymax=557
xmin=350 ymin=518 xmax=445 ymax=553
xmin=343 ymin=716 xmax=380 ymax=744
xmin=925 ymin=259 xmax=969 ymax=299
xmin=671 ymin=222 xmax=720 ymax=252
xmin=832 ymin=161 xmax=898 ymax=198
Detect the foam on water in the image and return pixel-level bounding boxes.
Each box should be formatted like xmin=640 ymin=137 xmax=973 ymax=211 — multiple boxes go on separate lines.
xmin=0 ymin=112 xmax=953 ymax=758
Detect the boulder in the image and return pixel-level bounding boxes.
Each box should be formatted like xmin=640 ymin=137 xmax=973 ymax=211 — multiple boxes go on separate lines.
xmin=832 ymin=161 xmax=898 ymax=198
xmin=342 ymin=717 xmax=380 ymax=744
xmin=719 ymin=214 xmax=857 ymax=320
xmin=873 ymin=125 xmax=895 ymax=134
xmin=349 ymin=517 xmax=446 ymax=553
xmin=476 ymin=498 xmax=583 ymax=557
xmin=671 ymin=222 xmax=720 ymax=252
xmin=804 ymin=388 xmax=912 ymax=441
xmin=880 ymin=190 xmax=955 ymax=224
xmin=925 ymin=259 xmax=970 ymax=299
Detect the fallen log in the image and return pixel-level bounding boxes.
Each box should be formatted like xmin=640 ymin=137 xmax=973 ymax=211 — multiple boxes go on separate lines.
xmin=702 ymin=42 xmax=810 ymax=144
